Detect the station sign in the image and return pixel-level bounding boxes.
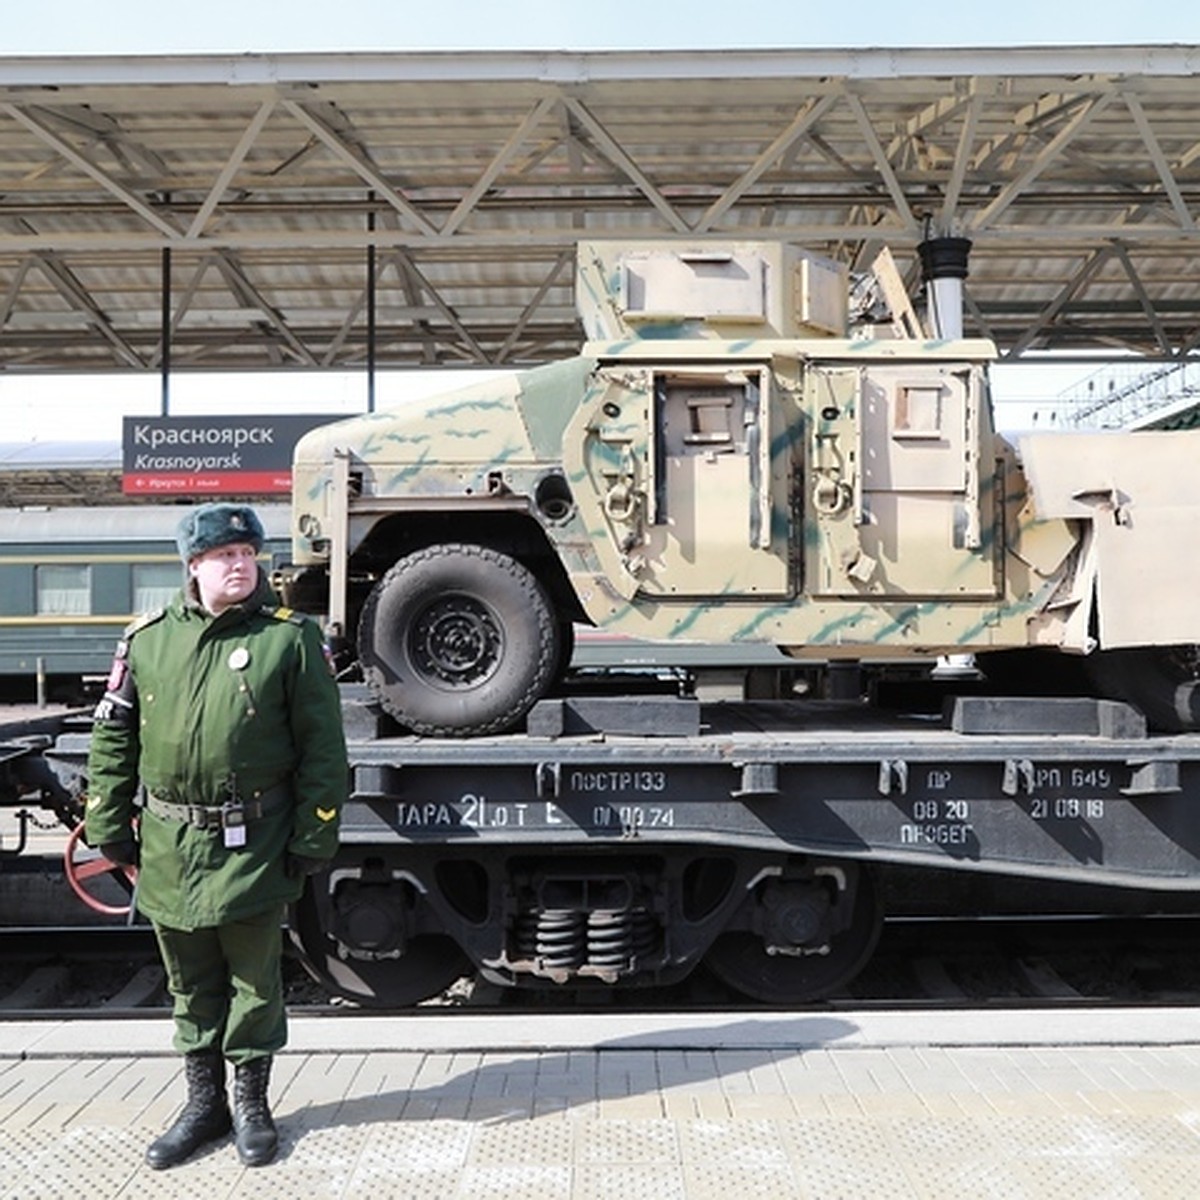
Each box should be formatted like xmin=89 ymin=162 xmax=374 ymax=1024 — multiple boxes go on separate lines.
xmin=121 ymin=414 xmax=342 ymax=496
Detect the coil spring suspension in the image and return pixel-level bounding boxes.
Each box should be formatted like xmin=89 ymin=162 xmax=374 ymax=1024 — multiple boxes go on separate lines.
xmin=587 ymin=909 xmax=658 ymax=968
xmin=515 ymin=908 xmax=587 ymax=970
xmin=513 ymin=907 xmax=659 ymax=976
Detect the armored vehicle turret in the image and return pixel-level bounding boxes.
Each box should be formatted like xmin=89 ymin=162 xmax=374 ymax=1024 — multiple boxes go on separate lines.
xmin=283 ymin=240 xmax=1200 ymax=736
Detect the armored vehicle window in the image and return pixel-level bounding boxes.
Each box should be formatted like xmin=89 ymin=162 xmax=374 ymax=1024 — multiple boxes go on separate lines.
xmin=684 ymin=394 xmax=735 ymax=446
xmin=894 ymin=385 xmax=944 ymax=438
xmin=658 ymin=377 xmax=755 ymax=460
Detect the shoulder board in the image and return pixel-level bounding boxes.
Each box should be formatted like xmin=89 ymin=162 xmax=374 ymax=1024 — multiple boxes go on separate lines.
xmin=262 ymin=605 xmax=308 ymax=627
xmin=122 ymin=607 xmax=166 ymax=638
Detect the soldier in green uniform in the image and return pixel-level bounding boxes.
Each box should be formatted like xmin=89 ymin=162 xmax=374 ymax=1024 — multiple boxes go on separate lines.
xmin=85 ymin=502 xmax=348 ymax=1170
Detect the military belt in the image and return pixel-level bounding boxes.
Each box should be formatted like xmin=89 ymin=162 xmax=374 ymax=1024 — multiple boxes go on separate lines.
xmin=143 ymin=782 xmax=291 ymax=831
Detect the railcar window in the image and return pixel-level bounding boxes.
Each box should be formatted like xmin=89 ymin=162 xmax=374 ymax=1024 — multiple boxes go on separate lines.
xmin=36 ymin=564 xmax=90 ymax=615
xmin=133 ymin=562 xmax=181 ymax=613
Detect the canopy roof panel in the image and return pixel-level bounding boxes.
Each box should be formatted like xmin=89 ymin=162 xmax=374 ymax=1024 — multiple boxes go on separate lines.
xmin=2 ymin=45 xmax=1200 ymax=371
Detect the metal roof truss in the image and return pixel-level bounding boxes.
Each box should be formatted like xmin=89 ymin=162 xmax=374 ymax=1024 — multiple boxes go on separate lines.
xmin=2 ymin=47 xmax=1200 ymax=372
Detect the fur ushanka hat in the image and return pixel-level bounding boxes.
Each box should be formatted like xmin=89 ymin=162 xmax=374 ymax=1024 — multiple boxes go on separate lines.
xmin=176 ymin=503 xmax=265 ymax=561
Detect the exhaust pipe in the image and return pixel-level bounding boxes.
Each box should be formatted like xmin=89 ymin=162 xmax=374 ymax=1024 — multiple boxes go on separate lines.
xmin=917 ymin=236 xmax=972 ymax=340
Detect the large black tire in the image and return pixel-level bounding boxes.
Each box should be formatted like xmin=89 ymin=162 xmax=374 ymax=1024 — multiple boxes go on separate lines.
xmin=1083 ymin=645 xmax=1200 ymax=733
xmin=549 ymin=619 xmax=576 ymax=693
xmin=358 ymin=543 xmax=559 ymax=736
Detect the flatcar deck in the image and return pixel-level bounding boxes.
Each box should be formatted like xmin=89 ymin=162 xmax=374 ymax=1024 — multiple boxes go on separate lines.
xmin=322 ymin=695 xmax=1200 ymax=893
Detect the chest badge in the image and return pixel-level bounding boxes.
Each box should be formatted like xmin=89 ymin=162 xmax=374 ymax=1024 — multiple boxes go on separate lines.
xmin=228 ymin=647 xmax=250 ymax=671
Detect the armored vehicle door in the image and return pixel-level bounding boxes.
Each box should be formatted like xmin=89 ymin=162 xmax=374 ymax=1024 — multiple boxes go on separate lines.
xmin=565 ymin=361 xmax=792 ymax=599
xmin=805 ymin=360 xmax=998 ymax=598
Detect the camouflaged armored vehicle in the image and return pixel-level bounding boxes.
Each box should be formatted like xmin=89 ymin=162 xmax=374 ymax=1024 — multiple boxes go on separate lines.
xmin=284 ymin=240 xmax=1200 ymax=736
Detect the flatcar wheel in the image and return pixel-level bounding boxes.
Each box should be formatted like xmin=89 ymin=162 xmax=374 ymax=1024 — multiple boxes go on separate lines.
xmin=288 ymin=888 xmax=471 ymax=1008
xmin=63 ymin=822 xmax=136 ymax=917
xmin=703 ymin=868 xmax=883 ymax=1004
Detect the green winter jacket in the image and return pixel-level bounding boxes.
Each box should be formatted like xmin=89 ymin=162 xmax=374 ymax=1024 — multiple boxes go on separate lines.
xmin=85 ymin=573 xmax=348 ymax=929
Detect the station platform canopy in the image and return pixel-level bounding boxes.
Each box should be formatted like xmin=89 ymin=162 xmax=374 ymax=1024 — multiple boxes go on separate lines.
xmin=0 ymin=440 xmax=122 ymax=505
xmin=1 ymin=45 xmax=1200 ymax=374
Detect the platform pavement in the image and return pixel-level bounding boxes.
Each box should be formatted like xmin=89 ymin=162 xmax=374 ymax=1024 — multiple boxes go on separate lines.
xmin=3 ymin=1008 xmax=1200 ymax=1198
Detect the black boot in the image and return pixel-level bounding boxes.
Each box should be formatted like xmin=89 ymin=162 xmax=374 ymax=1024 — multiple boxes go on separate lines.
xmin=145 ymin=1049 xmax=232 ymax=1170
xmin=233 ymin=1056 xmax=278 ymax=1167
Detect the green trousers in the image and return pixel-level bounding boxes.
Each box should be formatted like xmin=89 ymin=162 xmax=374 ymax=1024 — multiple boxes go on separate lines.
xmin=154 ymin=904 xmax=287 ymax=1065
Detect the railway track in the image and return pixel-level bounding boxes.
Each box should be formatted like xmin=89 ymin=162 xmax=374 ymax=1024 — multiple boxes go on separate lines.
xmin=4 ymin=914 xmax=1200 ymax=1020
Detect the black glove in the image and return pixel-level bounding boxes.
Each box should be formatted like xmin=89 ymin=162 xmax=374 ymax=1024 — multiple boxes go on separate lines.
xmin=100 ymin=839 xmax=139 ymax=868
xmin=286 ymin=853 xmax=327 ymax=879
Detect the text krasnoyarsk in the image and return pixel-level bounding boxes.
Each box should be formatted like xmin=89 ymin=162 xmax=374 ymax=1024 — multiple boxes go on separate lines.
xmin=131 ymin=425 xmax=276 ymax=449
xmin=133 ymin=452 xmax=242 ymax=470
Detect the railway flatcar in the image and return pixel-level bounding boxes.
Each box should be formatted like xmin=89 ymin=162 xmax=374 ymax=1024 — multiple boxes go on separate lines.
xmin=0 ymin=504 xmax=290 ymax=700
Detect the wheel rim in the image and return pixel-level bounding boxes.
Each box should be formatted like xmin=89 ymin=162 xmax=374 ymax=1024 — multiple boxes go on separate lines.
xmin=410 ymin=594 xmax=502 ymax=687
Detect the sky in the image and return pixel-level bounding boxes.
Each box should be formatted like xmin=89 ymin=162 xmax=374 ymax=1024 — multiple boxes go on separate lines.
xmin=1 ymin=2 xmax=1194 ymax=55
xmin=0 ymin=3 xmax=1195 ymax=441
